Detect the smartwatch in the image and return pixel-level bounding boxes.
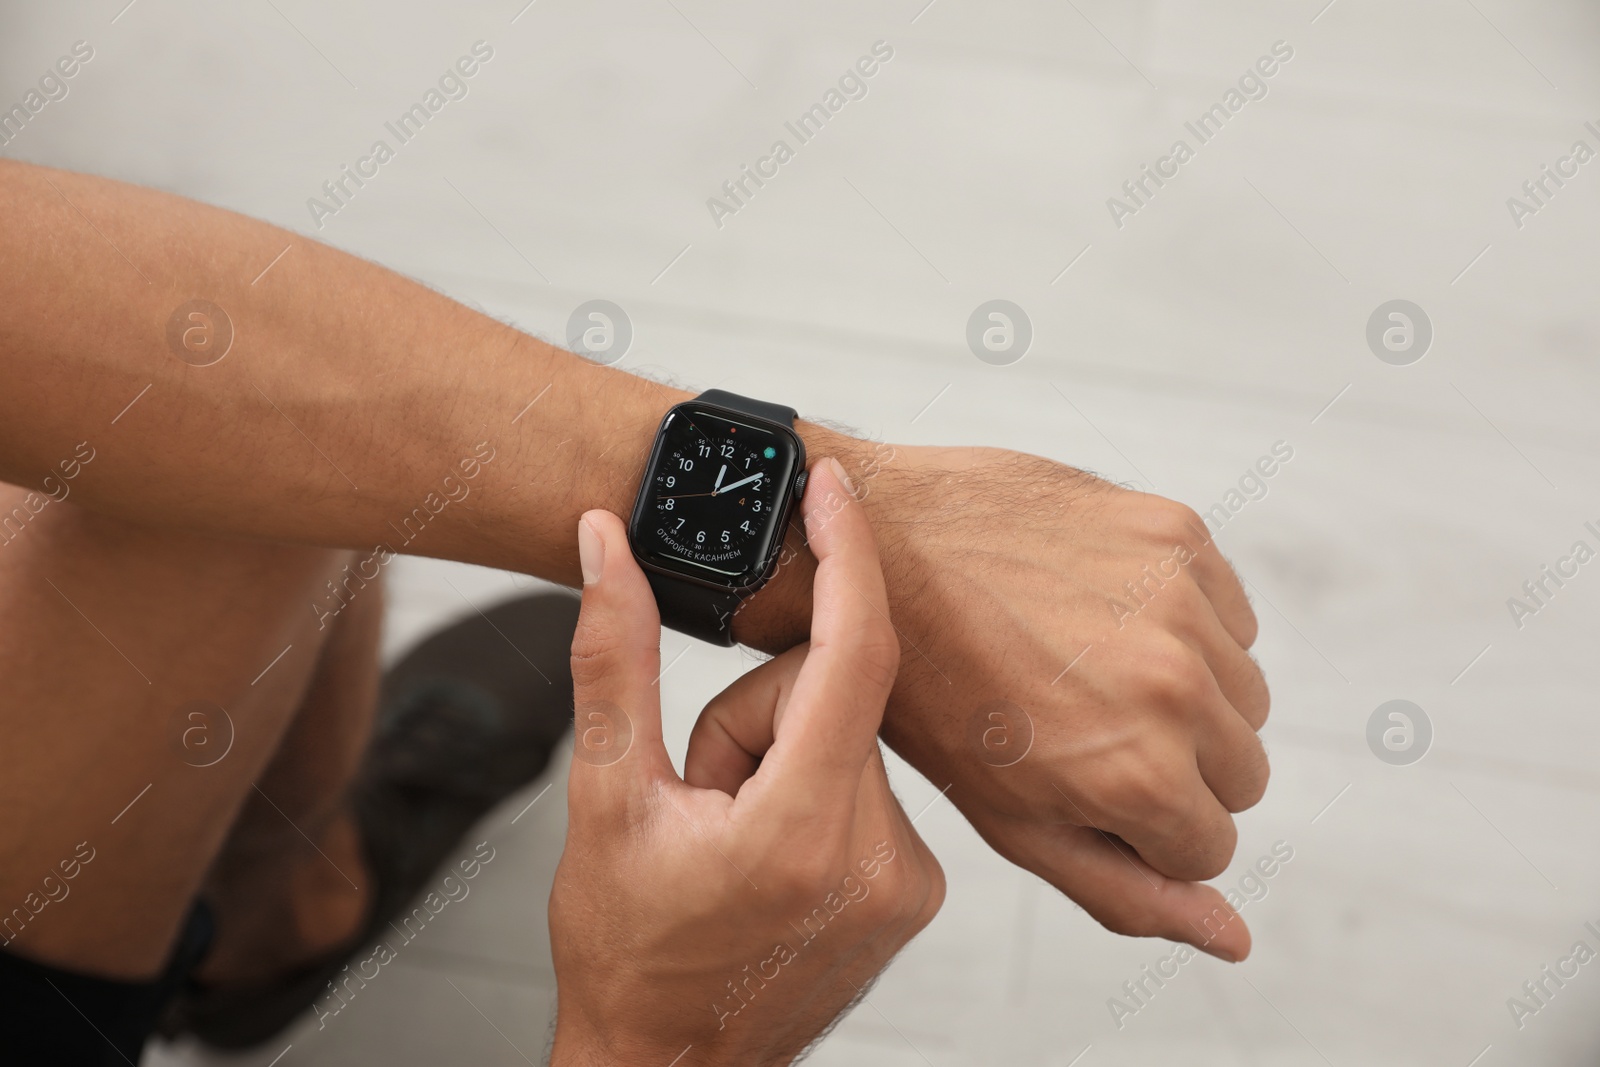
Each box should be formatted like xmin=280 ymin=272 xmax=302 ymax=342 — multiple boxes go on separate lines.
xmin=627 ymin=389 xmax=808 ymax=645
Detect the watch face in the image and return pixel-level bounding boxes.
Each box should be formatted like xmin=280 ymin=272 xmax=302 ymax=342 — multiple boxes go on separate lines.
xmin=630 ymin=406 xmax=801 ymax=588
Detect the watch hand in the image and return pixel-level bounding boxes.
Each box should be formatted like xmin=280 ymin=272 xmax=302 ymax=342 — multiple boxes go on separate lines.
xmin=716 ymin=472 xmax=765 ymax=495
xmin=714 ymin=464 xmax=726 ymax=492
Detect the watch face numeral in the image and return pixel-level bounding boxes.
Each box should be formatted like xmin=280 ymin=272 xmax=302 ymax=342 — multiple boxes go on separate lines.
xmin=649 ymin=421 xmax=789 ymax=577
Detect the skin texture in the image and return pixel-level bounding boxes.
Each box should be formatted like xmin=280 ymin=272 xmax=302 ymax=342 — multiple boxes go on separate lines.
xmin=0 ymin=481 xmax=378 ymax=980
xmin=0 ymin=159 xmax=1268 ymax=980
xmin=550 ymin=461 xmax=944 ymax=1066
xmin=842 ymin=449 xmax=1270 ymax=962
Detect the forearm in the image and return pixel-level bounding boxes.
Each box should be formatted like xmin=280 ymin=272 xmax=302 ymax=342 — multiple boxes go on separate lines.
xmin=0 ymin=160 xmax=899 ymax=645
xmin=0 ymin=160 xmax=683 ymax=584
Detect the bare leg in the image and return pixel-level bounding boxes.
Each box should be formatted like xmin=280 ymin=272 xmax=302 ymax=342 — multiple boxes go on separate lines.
xmin=0 ymin=484 xmax=366 ymax=980
xmin=192 ymin=573 xmax=385 ymax=987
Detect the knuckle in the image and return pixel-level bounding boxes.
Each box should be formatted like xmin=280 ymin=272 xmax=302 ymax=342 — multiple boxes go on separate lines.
xmin=896 ymin=862 xmax=946 ymax=935
xmin=918 ymin=862 xmax=948 ymax=926
xmin=569 ymin=612 xmax=616 ymax=664
xmin=1171 ymin=572 xmax=1214 ymax=614
xmin=862 ymin=875 xmax=914 ymax=925
xmin=1140 ymin=644 xmax=1213 ymax=709
xmin=1165 ymin=500 xmax=1205 ymax=531
xmin=763 ymin=840 xmax=840 ymax=903
xmin=896 ymin=877 xmax=934 ymax=929
xmin=1104 ymin=758 xmax=1181 ymax=822
xmin=1083 ymin=743 xmax=1178 ymax=823
xmin=1136 ymin=498 xmax=1205 ymax=544
xmin=1153 ymin=809 xmax=1235 ymax=880
xmin=1187 ymin=851 xmax=1231 ymax=883
xmin=1231 ymin=776 xmax=1268 ymax=815
xmin=1190 ymin=824 xmax=1237 ymax=880
xmin=837 ymin=624 xmax=901 ymax=694
xmin=1243 ymin=665 xmax=1272 ymax=728
xmin=1229 ymin=745 xmax=1271 ymax=812
xmin=1139 ymin=576 xmax=1207 ymax=631
xmin=568 ymin=615 xmax=638 ymax=690
xmin=1236 ymin=600 xmax=1262 ymax=647
xmin=1179 ymin=842 xmax=1232 ymax=884
xmin=568 ymin=646 xmax=614 ymax=695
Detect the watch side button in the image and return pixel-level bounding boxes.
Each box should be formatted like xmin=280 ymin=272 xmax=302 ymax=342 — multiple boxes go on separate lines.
xmin=792 ymin=468 xmax=808 ymax=500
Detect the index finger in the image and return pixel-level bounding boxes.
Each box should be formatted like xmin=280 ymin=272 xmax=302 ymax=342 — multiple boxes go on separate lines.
xmin=752 ymin=457 xmax=899 ymax=805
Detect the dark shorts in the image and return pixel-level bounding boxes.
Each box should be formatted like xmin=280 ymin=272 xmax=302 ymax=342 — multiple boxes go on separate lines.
xmin=0 ymin=901 xmax=211 ymax=1066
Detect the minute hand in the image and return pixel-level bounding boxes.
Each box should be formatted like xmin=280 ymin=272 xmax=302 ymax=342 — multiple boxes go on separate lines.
xmin=715 ymin=472 xmax=765 ymax=495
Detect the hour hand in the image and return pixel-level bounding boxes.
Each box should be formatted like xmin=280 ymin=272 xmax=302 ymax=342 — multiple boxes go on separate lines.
xmin=714 ymin=464 xmax=726 ymax=492
xmin=717 ymin=471 xmax=764 ymax=495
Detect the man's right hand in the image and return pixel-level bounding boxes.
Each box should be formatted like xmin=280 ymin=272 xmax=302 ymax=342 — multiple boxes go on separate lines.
xmin=549 ymin=459 xmax=944 ymax=1067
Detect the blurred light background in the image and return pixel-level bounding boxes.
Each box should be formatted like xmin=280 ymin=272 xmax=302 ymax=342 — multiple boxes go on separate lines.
xmin=5 ymin=0 xmax=1600 ymax=1063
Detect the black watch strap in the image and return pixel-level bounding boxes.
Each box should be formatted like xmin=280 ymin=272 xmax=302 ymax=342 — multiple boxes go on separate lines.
xmin=648 ymin=389 xmax=799 ymax=647
xmin=696 ymin=388 xmax=797 ymax=426
xmin=646 ymin=570 xmax=744 ymax=646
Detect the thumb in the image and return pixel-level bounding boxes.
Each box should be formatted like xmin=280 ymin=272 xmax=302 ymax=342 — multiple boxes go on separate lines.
xmin=568 ymin=510 xmax=669 ymax=802
xmin=749 ymin=458 xmax=898 ymax=812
